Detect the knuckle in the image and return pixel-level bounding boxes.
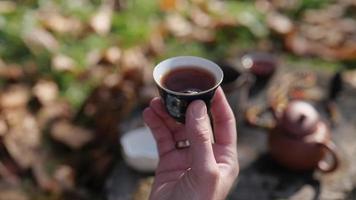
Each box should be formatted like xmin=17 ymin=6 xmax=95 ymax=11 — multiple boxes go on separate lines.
xmin=191 ymin=122 xmax=212 ymax=143
xmin=205 ymin=167 xmax=220 ymax=182
xmin=194 ymin=128 xmax=211 ymax=142
xmin=230 ymin=166 xmax=239 ymax=178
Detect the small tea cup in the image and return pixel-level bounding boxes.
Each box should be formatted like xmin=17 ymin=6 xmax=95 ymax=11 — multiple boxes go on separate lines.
xmin=153 ymin=56 xmax=224 ymax=123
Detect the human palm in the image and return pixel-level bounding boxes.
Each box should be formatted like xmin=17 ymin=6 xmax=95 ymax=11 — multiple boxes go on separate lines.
xmin=143 ymin=87 xmax=239 ymax=200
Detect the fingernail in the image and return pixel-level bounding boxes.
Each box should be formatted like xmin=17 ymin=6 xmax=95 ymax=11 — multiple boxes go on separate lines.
xmin=191 ymin=101 xmax=207 ymax=119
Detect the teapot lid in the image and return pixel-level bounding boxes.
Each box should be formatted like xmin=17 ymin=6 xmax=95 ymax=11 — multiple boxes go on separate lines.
xmin=281 ymin=101 xmax=319 ymax=136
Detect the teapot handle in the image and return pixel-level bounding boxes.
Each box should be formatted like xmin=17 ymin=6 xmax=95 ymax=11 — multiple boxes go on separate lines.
xmin=317 ymin=141 xmax=339 ymax=173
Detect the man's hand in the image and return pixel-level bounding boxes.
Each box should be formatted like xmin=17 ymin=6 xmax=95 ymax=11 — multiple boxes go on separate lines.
xmin=143 ymin=87 xmax=239 ymax=200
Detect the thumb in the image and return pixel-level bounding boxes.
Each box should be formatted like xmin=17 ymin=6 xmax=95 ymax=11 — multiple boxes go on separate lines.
xmin=186 ymin=100 xmax=216 ymax=171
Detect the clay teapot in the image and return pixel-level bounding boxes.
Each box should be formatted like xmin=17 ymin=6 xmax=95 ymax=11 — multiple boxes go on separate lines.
xmin=247 ymin=100 xmax=339 ymax=172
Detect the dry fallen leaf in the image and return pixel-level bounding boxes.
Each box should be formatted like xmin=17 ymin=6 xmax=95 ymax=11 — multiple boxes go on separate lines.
xmin=53 ymin=165 xmax=75 ymax=190
xmin=132 ymin=177 xmax=154 ymax=200
xmin=90 ymin=1 xmax=113 ymax=35
xmin=86 ymin=49 xmax=103 ymax=67
xmin=52 ymin=54 xmax=76 ymax=72
xmin=4 ymin=113 xmax=41 ymax=169
xmin=50 ymin=120 xmax=94 ymax=149
xmin=0 ymin=63 xmax=24 ymax=80
xmin=190 ymin=7 xmax=213 ymax=28
xmin=283 ymin=2 xmax=356 ymax=60
xmin=268 ymin=0 xmax=299 ymax=10
xmin=0 ymin=187 xmax=28 ymax=200
xmin=191 ymin=27 xmax=215 ymax=42
xmin=120 ymin=47 xmax=149 ymax=85
xmin=255 ymin=0 xmax=273 ymax=13
xmin=32 ymin=159 xmax=60 ymax=193
xmin=85 ymin=80 xmax=136 ymax=140
xmin=39 ymin=12 xmax=84 ymax=35
xmin=2 ymin=108 xmax=27 ymax=128
xmin=36 ymin=100 xmax=72 ymax=129
xmin=23 ymin=28 xmax=59 ymax=53
xmin=165 ymin=13 xmax=193 ymax=37
xmin=104 ymin=46 xmax=122 ymax=64
xmin=148 ymin=29 xmax=166 ymax=56
xmin=33 ymin=79 xmax=59 ymax=105
xmin=344 ymin=70 xmax=356 ymax=88
xmin=0 ymin=161 xmax=20 ymax=185
xmin=103 ymin=73 xmax=122 ymax=88
xmin=0 ymin=85 xmax=30 ymax=109
xmin=87 ymin=65 xmax=114 ymax=84
xmin=159 ymin=0 xmax=177 ymax=11
xmin=266 ymin=12 xmax=293 ymax=34
xmin=0 ymin=1 xmax=16 ymax=14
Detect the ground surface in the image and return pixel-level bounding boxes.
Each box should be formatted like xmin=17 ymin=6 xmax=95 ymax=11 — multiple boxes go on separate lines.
xmin=106 ymin=68 xmax=356 ymax=200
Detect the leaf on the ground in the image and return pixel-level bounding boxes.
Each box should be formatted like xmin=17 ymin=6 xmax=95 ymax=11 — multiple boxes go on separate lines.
xmin=33 ymin=80 xmax=59 ymax=106
xmin=32 ymin=159 xmax=60 ymax=193
xmin=103 ymin=46 xmax=122 ymax=64
xmin=53 ymin=165 xmax=75 ymax=190
xmin=289 ymin=87 xmax=325 ymax=101
xmin=39 ymin=13 xmax=84 ymax=35
xmin=132 ymin=177 xmax=154 ymax=200
xmin=90 ymin=2 xmax=113 ymax=36
xmin=344 ymin=70 xmax=356 ymax=88
xmin=36 ymin=100 xmax=72 ymax=129
xmin=0 ymin=85 xmax=30 ymax=109
xmin=266 ymin=12 xmax=293 ymax=34
xmin=284 ymin=2 xmax=356 ymax=59
xmin=190 ymin=7 xmax=213 ymax=28
xmin=0 ymin=187 xmax=28 ymax=200
xmin=3 ymin=108 xmax=27 ymax=128
xmin=148 ymin=29 xmax=165 ymax=56
xmin=4 ymin=113 xmax=41 ymax=169
xmin=267 ymin=0 xmax=299 ymax=10
xmin=87 ymin=65 xmax=114 ymax=84
xmin=120 ymin=47 xmax=148 ymax=85
xmin=205 ymin=1 xmax=237 ymax=28
xmin=86 ymin=49 xmax=102 ymax=67
xmin=165 ymin=13 xmax=193 ymax=37
xmin=191 ymin=27 xmax=215 ymax=42
xmin=0 ymin=63 xmax=24 ymax=80
xmin=86 ymin=148 xmax=114 ymax=179
xmin=0 ymin=161 xmax=20 ymax=185
xmin=0 ymin=1 xmax=16 ymax=14
xmin=103 ymin=73 xmax=122 ymax=88
xmin=50 ymin=120 xmax=94 ymax=149
xmin=52 ymin=54 xmax=76 ymax=72
xmin=159 ymin=0 xmax=178 ymax=11
xmin=86 ymin=80 xmax=136 ymax=139
xmin=23 ymin=28 xmax=59 ymax=53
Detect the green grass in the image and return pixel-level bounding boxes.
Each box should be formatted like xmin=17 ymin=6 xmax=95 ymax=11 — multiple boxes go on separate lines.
xmin=111 ymin=0 xmax=160 ymax=48
xmin=284 ymin=54 xmax=342 ymax=72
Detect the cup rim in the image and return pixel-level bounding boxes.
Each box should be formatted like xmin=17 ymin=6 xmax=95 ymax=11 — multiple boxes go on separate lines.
xmin=153 ymin=56 xmax=224 ymax=96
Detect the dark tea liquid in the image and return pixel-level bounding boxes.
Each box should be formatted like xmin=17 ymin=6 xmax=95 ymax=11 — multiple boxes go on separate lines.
xmin=162 ymin=67 xmax=216 ymax=93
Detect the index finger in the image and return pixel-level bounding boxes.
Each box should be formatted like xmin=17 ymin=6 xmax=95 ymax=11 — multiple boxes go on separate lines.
xmin=210 ymin=87 xmax=237 ymax=146
xmin=143 ymin=107 xmax=175 ymax=156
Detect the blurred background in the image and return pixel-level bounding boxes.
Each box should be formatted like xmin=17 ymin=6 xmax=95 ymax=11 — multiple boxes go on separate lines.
xmin=0 ymin=0 xmax=356 ymax=199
